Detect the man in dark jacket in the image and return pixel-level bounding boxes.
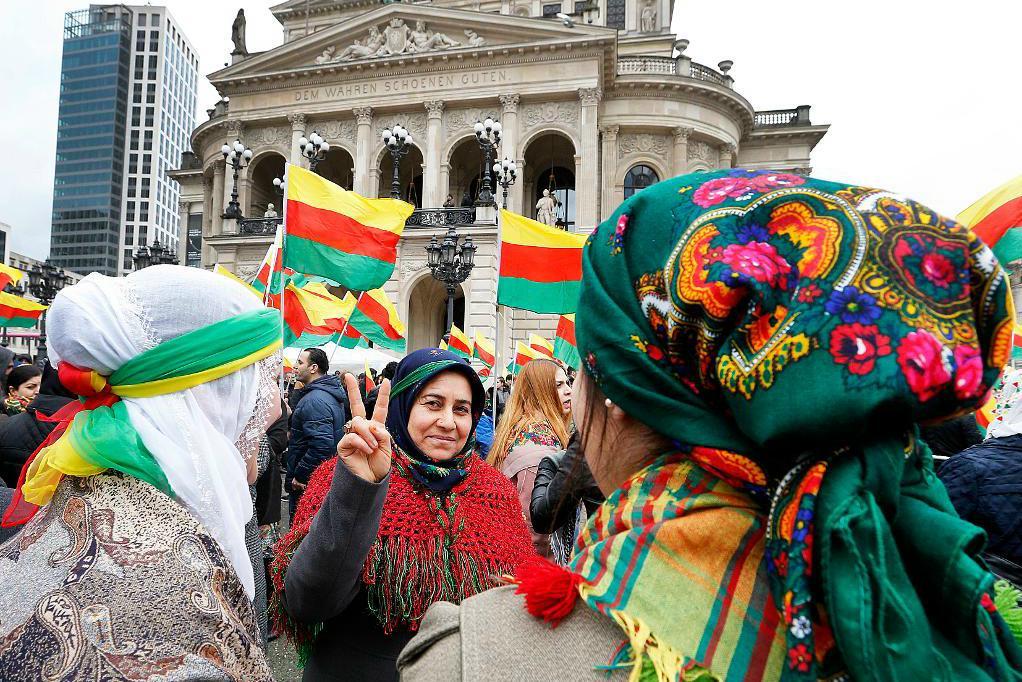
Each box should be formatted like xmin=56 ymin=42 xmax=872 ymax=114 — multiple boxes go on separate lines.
xmin=0 ymin=362 xmax=75 ymax=486
xmin=287 ymin=347 xmax=348 ymax=520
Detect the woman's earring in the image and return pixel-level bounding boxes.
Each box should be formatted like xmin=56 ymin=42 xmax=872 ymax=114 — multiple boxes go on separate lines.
xmin=604 ymin=398 xmax=614 ymax=408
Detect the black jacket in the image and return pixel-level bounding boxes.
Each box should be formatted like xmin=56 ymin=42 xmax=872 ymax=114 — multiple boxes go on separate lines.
xmin=938 ymin=433 xmax=1022 ymax=565
xmin=529 ymin=435 xmax=603 ymax=534
xmin=255 ymin=399 xmax=288 ymax=526
xmin=0 ymin=394 xmax=74 ymax=487
xmin=287 ymin=376 xmax=348 ymax=485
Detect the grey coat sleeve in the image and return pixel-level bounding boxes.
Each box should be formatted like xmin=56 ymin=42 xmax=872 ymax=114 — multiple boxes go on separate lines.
xmin=283 ymin=461 xmax=390 ymax=624
xmin=398 ymin=601 xmax=462 ymax=682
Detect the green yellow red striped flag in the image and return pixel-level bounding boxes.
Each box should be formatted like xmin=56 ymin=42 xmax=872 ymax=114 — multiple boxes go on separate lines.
xmin=529 ymin=333 xmax=554 ymax=358
xmin=473 ymin=332 xmax=495 ymax=369
xmin=439 ymin=340 xmax=449 ymax=350
xmin=284 ymin=165 xmax=413 ymax=290
xmin=347 ymin=288 xmax=406 ymax=352
xmin=0 ymin=291 xmax=46 ymax=328
xmin=282 ymin=279 xmax=357 ymax=348
xmin=0 ymin=264 xmax=23 ymax=292
xmin=507 ymin=341 xmax=543 ymax=375
xmin=448 ymin=325 xmax=473 ymax=359
xmin=553 ymin=314 xmax=580 ymax=368
xmin=497 ymin=210 xmax=586 ymax=314
xmin=213 ymin=264 xmax=262 ymax=299
xmin=958 ymin=173 xmax=1022 ymax=266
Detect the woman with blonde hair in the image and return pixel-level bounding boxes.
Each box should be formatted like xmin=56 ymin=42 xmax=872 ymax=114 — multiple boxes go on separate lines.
xmin=488 ymin=358 xmax=573 ymax=560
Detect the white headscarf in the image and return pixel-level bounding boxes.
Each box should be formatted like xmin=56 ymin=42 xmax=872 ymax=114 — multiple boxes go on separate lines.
xmin=47 ymin=265 xmax=280 ymax=598
xmin=987 ymin=367 xmax=1022 ymax=439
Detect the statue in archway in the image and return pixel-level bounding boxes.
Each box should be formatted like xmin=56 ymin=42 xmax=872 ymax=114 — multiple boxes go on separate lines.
xmin=640 ymin=0 xmax=657 ymax=32
xmin=536 ymin=189 xmax=559 ymax=227
xmin=231 ymin=9 xmax=247 ymax=55
xmin=263 ymin=203 xmax=278 ymax=218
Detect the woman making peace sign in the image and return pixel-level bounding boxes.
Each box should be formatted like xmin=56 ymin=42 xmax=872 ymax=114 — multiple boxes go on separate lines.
xmin=271 ymin=349 xmax=535 ymax=681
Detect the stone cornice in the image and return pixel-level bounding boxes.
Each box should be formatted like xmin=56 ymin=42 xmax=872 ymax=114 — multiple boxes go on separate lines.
xmin=607 ymin=77 xmax=755 ymax=134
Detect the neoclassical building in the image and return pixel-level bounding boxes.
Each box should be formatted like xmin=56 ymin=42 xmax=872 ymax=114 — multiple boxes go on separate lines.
xmin=172 ymin=0 xmax=828 ymax=356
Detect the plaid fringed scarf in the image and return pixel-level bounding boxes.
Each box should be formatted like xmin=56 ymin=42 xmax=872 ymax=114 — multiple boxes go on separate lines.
xmin=270 ymin=448 xmax=535 ymax=664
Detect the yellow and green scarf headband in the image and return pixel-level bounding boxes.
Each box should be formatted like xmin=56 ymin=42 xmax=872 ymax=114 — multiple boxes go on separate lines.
xmin=5 ymin=308 xmax=282 ymax=525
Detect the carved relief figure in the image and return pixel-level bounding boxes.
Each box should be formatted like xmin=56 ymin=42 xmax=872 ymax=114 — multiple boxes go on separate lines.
xmin=314 ymin=46 xmax=337 ymax=64
xmin=409 ymin=21 xmax=461 ymax=52
xmin=536 ymin=189 xmax=559 ymax=227
xmin=378 ymin=18 xmax=411 ymax=57
xmin=640 ymin=0 xmax=657 ymax=32
xmin=464 ymin=29 xmax=486 ymax=47
xmin=231 ymin=9 xmax=247 ymax=54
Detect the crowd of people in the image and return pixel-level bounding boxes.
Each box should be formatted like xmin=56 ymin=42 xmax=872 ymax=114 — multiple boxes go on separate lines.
xmin=0 ymin=169 xmax=1018 ymax=681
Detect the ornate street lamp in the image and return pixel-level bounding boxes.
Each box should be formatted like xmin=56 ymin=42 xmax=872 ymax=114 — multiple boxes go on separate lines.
xmin=382 ymin=124 xmax=413 ymax=200
xmin=132 ymin=244 xmax=152 ymax=270
xmin=298 ymin=131 xmax=330 ymax=173
xmin=493 ymin=156 xmax=517 ymax=209
xmin=272 ymin=175 xmax=286 ymax=195
xmin=473 ymin=117 xmax=501 ymax=206
xmin=425 ymin=227 xmax=476 ymax=338
xmin=25 ymin=260 xmax=71 ymax=367
xmin=221 ymin=138 xmax=253 ymax=219
xmin=133 ymin=240 xmax=178 ymax=271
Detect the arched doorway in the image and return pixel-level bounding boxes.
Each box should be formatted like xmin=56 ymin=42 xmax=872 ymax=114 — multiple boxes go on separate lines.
xmin=317 ymin=147 xmax=355 ymax=191
xmin=406 ymin=275 xmax=465 ymax=351
xmin=523 ymin=132 xmax=576 ymax=229
xmin=247 ymin=152 xmax=286 ymax=217
xmin=447 ymin=136 xmax=486 ymax=207
xmin=378 ymin=145 xmax=424 ymax=206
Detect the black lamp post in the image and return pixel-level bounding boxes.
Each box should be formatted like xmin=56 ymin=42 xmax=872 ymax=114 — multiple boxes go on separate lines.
xmin=25 ymin=260 xmax=71 ymax=367
xmin=493 ymin=156 xmax=518 ymax=209
xmin=473 ymin=117 xmax=501 ymax=206
xmin=382 ymin=124 xmax=414 ymax=200
xmin=221 ymin=138 xmax=252 ymax=219
xmin=132 ymin=239 xmax=178 ymax=270
xmin=299 ymin=131 xmax=330 ymax=173
xmin=425 ymin=227 xmax=476 ymax=338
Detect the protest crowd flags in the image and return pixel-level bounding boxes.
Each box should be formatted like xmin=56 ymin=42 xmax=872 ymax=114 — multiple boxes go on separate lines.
xmin=281 ymin=279 xmax=357 ymax=348
xmin=507 ymin=341 xmax=543 ymax=375
xmin=347 ymin=288 xmax=406 ymax=352
xmin=0 ymin=264 xmax=23 ymax=292
xmin=553 ymin=314 xmax=580 ymax=368
xmin=958 ymin=173 xmax=1022 ymax=266
xmin=528 ymin=333 xmax=554 ymax=358
xmin=251 ymin=225 xmax=288 ymax=307
xmin=473 ymin=332 xmax=495 ymax=369
xmin=448 ymin=325 xmax=473 ymax=359
xmin=497 ymin=210 xmax=586 ymax=315
xmin=0 ymin=291 xmax=46 ymax=328
xmin=284 ymin=165 xmax=413 ymax=290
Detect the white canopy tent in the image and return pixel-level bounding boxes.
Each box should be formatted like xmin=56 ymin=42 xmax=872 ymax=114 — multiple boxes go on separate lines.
xmin=284 ymin=343 xmax=402 ymax=375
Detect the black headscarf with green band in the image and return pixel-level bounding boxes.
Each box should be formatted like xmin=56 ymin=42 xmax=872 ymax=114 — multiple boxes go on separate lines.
xmin=576 ymin=170 xmax=1022 ymax=680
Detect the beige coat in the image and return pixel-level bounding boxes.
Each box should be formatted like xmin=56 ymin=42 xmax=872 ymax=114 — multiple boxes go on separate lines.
xmin=398 ymin=585 xmax=629 ymax=681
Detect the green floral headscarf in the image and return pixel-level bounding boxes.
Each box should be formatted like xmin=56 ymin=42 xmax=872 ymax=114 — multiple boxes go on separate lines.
xmin=576 ymin=170 xmax=1022 ymax=680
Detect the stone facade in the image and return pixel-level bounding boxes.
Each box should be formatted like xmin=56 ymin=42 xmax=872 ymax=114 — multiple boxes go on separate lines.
xmin=171 ymin=0 xmax=828 ymax=361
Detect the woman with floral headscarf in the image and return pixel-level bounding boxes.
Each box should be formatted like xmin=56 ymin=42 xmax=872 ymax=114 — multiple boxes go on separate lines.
xmin=399 ymin=170 xmax=1022 ymax=681
xmin=0 ymin=265 xmax=278 ymax=680
xmin=271 ymin=348 xmax=534 ymax=681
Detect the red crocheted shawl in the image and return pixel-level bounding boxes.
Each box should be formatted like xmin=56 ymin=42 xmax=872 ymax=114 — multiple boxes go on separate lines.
xmin=271 ymin=452 xmax=536 ymax=655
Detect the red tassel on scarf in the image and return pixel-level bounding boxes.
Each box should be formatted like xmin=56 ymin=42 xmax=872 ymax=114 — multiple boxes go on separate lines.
xmin=513 ymin=556 xmax=583 ymax=628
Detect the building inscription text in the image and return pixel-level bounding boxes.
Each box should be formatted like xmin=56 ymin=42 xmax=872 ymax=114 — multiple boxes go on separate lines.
xmin=294 ymin=70 xmax=509 ymax=102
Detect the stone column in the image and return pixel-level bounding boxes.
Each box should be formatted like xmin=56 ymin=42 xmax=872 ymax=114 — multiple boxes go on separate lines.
xmin=353 ymin=107 xmax=374 ymax=196
xmin=440 ymin=162 xmax=451 ymax=203
xmin=600 ymin=125 xmax=619 ymax=220
xmin=718 ymin=142 xmax=736 ymax=169
xmin=212 ymin=160 xmax=226 ymax=237
xmin=288 ymin=113 xmax=307 ymax=166
xmin=202 ymin=176 xmax=214 ymax=266
xmin=498 ymin=93 xmax=522 ymax=212
xmin=577 ymin=88 xmax=602 ymax=230
xmin=423 ymin=100 xmax=444 ymax=208
xmin=672 ymin=126 xmax=692 ymax=177
xmin=177 ymin=200 xmax=190 ymax=265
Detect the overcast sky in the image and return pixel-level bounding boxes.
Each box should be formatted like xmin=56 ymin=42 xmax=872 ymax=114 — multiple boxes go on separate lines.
xmin=1 ymin=1 xmax=1019 ymax=260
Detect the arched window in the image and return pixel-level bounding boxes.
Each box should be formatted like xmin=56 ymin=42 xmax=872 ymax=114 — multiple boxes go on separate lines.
xmin=623 ymin=165 xmax=659 ymax=199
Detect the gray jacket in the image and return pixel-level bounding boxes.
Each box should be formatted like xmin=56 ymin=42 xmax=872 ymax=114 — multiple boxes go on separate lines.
xmin=397 ymin=585 xmax=628 ymax=681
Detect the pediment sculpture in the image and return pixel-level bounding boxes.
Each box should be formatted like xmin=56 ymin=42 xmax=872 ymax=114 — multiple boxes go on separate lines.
xmin=312 ymin=19 xmax=486 ymax=64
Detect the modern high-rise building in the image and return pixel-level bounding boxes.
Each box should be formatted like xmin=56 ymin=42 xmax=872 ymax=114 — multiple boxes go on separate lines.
xmin=50 ymin=5 xmax=198 ymax=276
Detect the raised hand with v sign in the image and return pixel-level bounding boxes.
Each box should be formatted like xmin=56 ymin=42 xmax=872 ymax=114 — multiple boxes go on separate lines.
xmin=336 ymin=373 xmax=391 ymax=483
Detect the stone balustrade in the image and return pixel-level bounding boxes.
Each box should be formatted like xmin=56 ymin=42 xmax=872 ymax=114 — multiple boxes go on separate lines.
xmin=617 ymin=56 xmax=676 ymax=75
xmin=753 ymin=105 xmax=813 ymax=128
xmin=617 ymin=56 xmax=732 ymax=89
xmin=406 ymin=207 xmax=476 ymax=227
xmin=239 ymin=216 xmax=282 ymax=235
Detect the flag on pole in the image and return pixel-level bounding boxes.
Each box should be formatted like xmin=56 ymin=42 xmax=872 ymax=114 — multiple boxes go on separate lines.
xmin=251 ymin=225 xmax=287 ymax=307
xmin=284 ymin=165 xmax=413 ymax=290
xmin=553 ymin=314 xmax=580 ymax=367
xmin=440 ymin=340 xmax=449 ymax=350
xmin=448 ymin=325 xmax=473 ymax=359
xmin=281 ymin=280 xmax=357 ymax=347
xmin=473 ymin=332 xmax=495 ymax=369
xmin=364 ymin=358 xmax=376 ymax=392
xmin=0 ymin=264 xmax=23 ymax=292
xmin=508 ymin=341 xmax=543 ymax=374
xmin=0 ymin=291 xmax=46 ymax=328
xmin=347 ymin=288 xmax=406 ymax=352
xmin=497 ymin=210 xmax=587 ymax=314
xmin=528 ymin=333 xmax=554 ymax=358
xmin=958 ymin=173 xmax=1022 ymax=266
xmin=213 ymin=264 xmax=262 ymax=299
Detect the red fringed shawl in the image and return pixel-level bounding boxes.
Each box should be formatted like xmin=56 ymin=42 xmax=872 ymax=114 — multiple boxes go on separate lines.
xmin=271 ymin=452 xmax=536 ymax=658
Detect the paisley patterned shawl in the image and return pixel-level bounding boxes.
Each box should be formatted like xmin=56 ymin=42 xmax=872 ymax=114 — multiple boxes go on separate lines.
xmin=0 ymin=472 xmax=272 ymax=681
xmin=573 ymin=170 xmax=1022 ymax=681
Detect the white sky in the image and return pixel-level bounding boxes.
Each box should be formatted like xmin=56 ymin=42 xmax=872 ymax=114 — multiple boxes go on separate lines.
xmin=1 ymin=0 xmax=1019 ymax=260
